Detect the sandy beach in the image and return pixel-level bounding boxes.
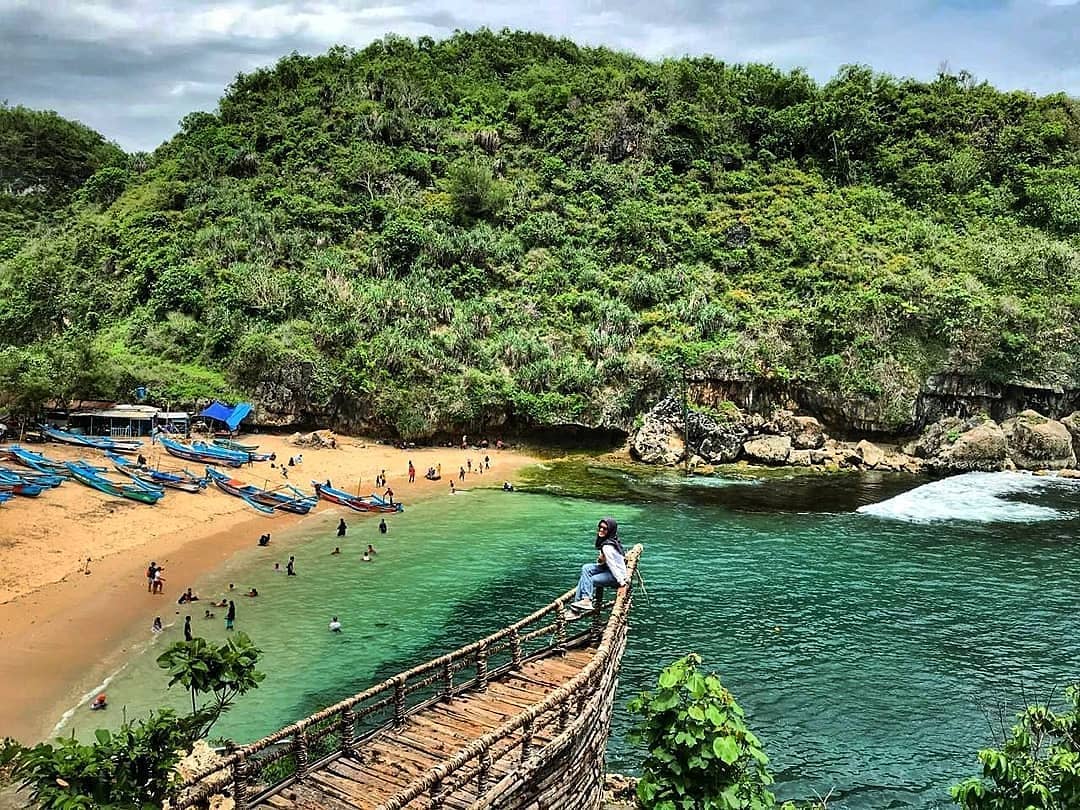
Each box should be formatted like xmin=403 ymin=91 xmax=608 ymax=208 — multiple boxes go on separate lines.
xmin=0 ymin=434 xmax=540 ymax=743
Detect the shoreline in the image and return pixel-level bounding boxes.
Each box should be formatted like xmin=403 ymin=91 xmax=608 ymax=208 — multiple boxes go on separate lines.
xmin=0 ymin=435 xmax=542 ymax=744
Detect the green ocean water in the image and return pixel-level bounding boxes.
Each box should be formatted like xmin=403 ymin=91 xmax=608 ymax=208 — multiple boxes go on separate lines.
xmin=57 ymin=461 xmax=1080 ymax=809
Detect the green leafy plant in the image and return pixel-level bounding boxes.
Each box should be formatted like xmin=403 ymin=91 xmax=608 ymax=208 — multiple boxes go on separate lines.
xmin=157 ymin=632 xmax=266 ymax=738
xmin=628 ymin=653 xmax=782 ymax=810
xmin=0 ymin=711 xmax=194 ymax=809
xmin=951 ymin=683 xmax=1080 ymax=809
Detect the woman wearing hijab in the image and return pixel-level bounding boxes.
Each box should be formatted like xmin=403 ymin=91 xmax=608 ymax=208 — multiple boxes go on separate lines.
xmin=566 ymin=517 xmax=628 ymax=619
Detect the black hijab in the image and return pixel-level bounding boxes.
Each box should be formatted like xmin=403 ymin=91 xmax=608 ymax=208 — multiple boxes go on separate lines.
xmin=595 ymin=517 xmax=624 ymax=555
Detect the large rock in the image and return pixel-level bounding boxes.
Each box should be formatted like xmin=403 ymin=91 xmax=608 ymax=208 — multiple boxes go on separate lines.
xmin=1001 ymin=410 xmax=1076 ymax=471
xmin=909 ymin=416 xmax=1008 ymax=473
xmin=769 ymin=409 xmax=827 ymax=449
xmin=630 ymin=417 xmax=685 ymax=466
xmin=855 ymin=440 xmax=885 ymax=467
xmin=1061 ymin=411 xmax=1080 ymax=465
xmin=742 ymin=435 xmax=792 ymax=465
xmin=687 ymin=406 xmax=749 ymax=463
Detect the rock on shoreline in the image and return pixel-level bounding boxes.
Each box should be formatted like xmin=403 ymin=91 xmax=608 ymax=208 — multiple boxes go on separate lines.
xmin=630 ymin=395 xmax=1080 ymax=475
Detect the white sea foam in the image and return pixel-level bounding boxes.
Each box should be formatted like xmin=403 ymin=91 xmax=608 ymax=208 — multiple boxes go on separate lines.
xmin=857 ymin=471 xmax=1076 ymax=524
xmin=675 ymin=474 xmax=761 ymax=488
xmin=51 ymin=669 xmax=123 ymax=737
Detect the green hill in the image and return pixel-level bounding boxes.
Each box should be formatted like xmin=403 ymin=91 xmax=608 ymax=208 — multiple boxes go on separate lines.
xmin=2 ymin=30 xmax=1079 ymax=436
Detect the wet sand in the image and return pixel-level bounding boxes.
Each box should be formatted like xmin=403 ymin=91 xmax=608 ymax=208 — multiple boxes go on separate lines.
xmin=0 ymin=434 xmax=538 ymax=743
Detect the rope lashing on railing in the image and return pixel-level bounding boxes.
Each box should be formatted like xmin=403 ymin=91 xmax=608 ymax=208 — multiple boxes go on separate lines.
xmin=176 ymin=544 xmax=642 ymax=810
xmin=375 ymin=544 xmax=642 ymax=810
xmin=175 ymin=583 xmax=580 ymax=798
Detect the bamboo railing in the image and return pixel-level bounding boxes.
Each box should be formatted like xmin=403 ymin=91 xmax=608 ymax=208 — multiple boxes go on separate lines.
xmin=174 ymin=544 xmax=642 ymax=810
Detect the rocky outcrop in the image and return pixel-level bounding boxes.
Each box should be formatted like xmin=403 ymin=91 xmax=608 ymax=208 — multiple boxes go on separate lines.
xmin=1062 ymin=411 xmax=1080 ymax=460
xmin=742 ymin=435 xmax=792 ymax=465
xmin=630 ymin=393 xmax=1076 ymax=476
xmin=855 ymin=440 xmax=885 ymax=468
xmin=906 ymin=416 xmax=1008 ymax=473
xmin=630 ymin=419 xmax=685 ymax=465
xmin=1001 ymin=410 xmax=1076 ymax=471
xmin=629 ymin=397 xmax=686 ymax=465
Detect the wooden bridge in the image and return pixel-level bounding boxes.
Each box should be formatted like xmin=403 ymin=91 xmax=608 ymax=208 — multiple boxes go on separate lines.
xmin=176 ymin=545 xmax=643 ymax=810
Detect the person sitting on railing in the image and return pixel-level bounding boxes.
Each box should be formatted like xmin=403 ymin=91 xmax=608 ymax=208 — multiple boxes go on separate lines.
xmin=565 ymin=517 xmax=628 ymax=620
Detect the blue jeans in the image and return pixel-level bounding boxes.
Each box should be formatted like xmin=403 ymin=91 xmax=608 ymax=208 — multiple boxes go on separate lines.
xmin=576 ymin=563 xmax=618 ymax=603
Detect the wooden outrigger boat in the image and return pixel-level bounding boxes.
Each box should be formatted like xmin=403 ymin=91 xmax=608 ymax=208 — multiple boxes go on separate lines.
xmin=40 ymin=424 xmax=143 ymax=454
xmin=0 ymin=466 xmax=64 ymax=488
xmin=105 ymin=453 xmax=206 ymax=494
xmin=193 ymin=440 xmax=269 ymax=462
xmin=206 ymin=467 xmax=316 ymax=514
xmin=312 ymin=480 xmax=404 ymax=513
xmin=8 ymin=446 xmax=66 ymax=475
xmin=212 ymin=438 xmax=260 ymax=452
xmin=0 ymin=468 xmax=46 ymax=496
xmin=64 ymin=461 xmax=164 ymax=505
xmin=160 ymin=437 xmax=246 ymax=468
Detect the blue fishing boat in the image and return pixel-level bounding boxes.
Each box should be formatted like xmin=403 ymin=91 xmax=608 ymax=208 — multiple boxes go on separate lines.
xmin=105 ymin=453 xmax=206 ymax=494
xmin=160 ymin=437 xmax=246 ymax=468
xmin=312 ymin=481 xmax=404 ymax=513
xmin=64 ymin=462 xmax=164 ymax=505
xmin=206 ymin=467 xmax=315 ymax=514
xmin=40 ymin=424 xmax=143 ymax=454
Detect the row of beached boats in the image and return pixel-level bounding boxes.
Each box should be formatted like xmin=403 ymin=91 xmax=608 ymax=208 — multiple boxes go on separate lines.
xmin=1 ymin=428 xmax=405 ymax=515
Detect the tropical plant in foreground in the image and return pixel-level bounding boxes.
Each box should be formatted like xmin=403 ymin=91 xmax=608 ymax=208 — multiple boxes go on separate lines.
xmin=628 ymin=653 xmax=786 ymax=810
xmin=0 ymin=711 xmax=194 ymax=809
xmin=157 ymin=631 xmax=266 ymax=738
xmin=951 ymin=683 xmax=1080 ymax=809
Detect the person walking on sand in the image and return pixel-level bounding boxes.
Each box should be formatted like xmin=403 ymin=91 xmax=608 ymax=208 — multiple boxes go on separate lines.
xmin=408 ymin=461 xmax=415 ymax=483
xmin=146 ymin=561 xmax=157 ymax=592
xmin=450 ymin=480 xmax=455 ymax=494
xmin=337 ymin=518 xmax=347 ymax=537
xmin=467 ymin=459 xmax=472 ymax=473
xmin=565 ymin=517 xmax=629 ymax=620
xmin=485 ymin=455 xmax=490 ymax=469
xmin=459 ymin=466 xmax=465 ymax=481
xmin=225 ymin=600 xmax=236 ymax=631
xmin=379 ymin=518 xmax=388 ymax=534
xmin=152 ymin=567 xmax=165 ymax=594
xmin=184 ymin=615 xmax=193 ymax=641
xmin=287 ymin=556 xmax=296 ymax=576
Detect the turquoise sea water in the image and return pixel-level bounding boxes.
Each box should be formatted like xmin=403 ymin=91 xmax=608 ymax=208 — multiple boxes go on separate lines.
xmin=58 ymin=462 xmax=1080 ymax=809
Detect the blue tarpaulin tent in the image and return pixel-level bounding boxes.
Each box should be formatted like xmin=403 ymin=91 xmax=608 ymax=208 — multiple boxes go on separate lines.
xmin=199 ymin=401 xmax=253 ymax=431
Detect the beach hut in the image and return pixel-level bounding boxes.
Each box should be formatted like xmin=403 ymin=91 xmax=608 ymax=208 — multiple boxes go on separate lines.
xmin=66 ymin=404 xmax=191 ymax=438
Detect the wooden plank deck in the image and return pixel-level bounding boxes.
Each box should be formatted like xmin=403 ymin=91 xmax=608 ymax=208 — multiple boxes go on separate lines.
xmin=257 ymin=647 xmax=596 ymax=810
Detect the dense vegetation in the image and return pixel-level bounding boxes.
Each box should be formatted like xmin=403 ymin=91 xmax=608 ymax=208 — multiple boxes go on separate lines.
xmin=2 ymin=31 xmax=1079 ymax=436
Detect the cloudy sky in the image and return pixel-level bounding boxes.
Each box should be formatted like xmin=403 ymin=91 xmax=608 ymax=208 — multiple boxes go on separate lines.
xmin=2 ymin=0 xmax=1079 ymax=152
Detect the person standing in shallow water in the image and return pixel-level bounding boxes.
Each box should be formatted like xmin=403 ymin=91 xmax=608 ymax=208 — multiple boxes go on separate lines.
xmin=379 ymin=518 xmax=388 ymax=534
xmin=225 ymin=600 xmax=236 ymax=631
xmin=184 ymin=615 xmax=193 ymax=641
xmin=337 ymin=519 xmax=347 ymax=537
xmin=287 ymin=556 xmax=296 ymax=576
xmin=566 ymin=517 xmax=628 ymax=620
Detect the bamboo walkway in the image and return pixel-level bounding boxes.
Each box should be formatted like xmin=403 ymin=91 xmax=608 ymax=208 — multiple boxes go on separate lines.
xmin=260 ymin=649 xmax=594 ymax=810
xmin=176 ymin=544 xmax=642 ymax=810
